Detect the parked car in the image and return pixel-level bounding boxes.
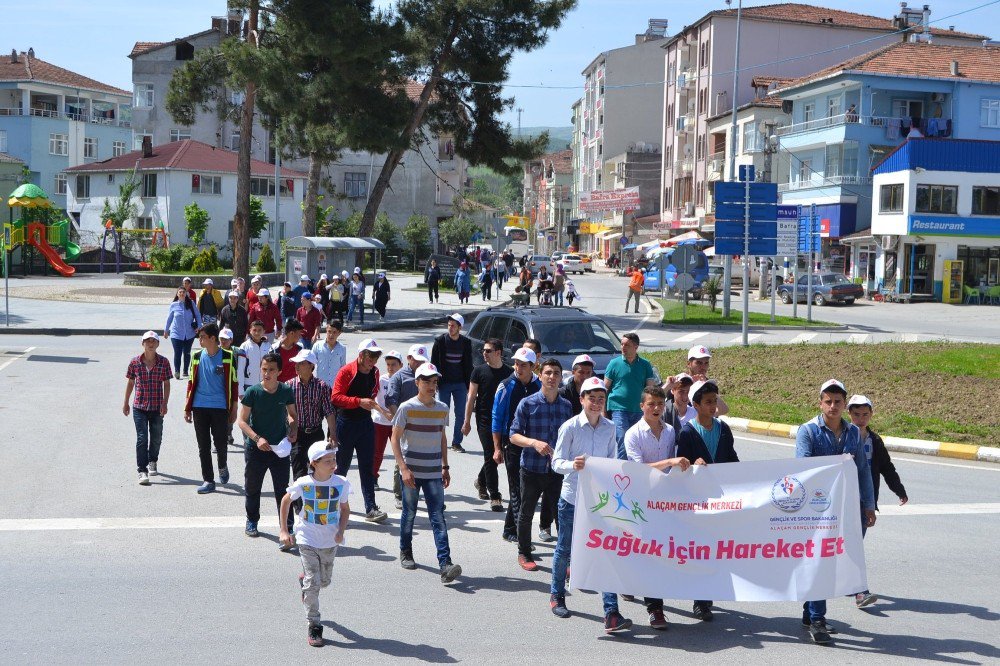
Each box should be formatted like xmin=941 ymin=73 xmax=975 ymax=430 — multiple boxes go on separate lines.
xmin=777 ymin=272 xmax=863 ymax=305
xmin=527 ymin=254 xmax=555 ymax=276
xmin=581 ymin=253 xmax=595 ymax=272
xmin=558 ymin=253 xmax=586 ymax=274
xmin=467 ymin=306 xmax=621 ymax=377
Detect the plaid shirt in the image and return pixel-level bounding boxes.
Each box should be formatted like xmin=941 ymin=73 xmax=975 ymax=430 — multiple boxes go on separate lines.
xmin=510 ymin=391 xmax=573 ymax=474
xmin=126 ymin=353 xmax=173 ymax=412
xmin=288 ymin=376 xmax=335 ymax=429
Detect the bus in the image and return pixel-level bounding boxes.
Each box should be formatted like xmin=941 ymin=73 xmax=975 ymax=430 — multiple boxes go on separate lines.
xmin=503 ymin=225 xmax=532 ymax=257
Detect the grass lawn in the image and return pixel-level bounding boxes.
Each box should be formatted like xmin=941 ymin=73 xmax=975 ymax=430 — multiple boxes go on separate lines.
xmin=657 ymin=298 xmax=836 ymax=327
xmin=645 ymin=342 xmax=1000 ymax=446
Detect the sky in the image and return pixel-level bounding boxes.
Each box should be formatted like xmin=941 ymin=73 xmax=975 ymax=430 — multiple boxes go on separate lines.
xmin=10 ymin=0 xmax=1000 ymax=128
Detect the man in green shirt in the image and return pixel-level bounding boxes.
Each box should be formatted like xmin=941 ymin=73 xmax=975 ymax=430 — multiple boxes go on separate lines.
xmin=603 ymin=332 xmax=656 ymax=459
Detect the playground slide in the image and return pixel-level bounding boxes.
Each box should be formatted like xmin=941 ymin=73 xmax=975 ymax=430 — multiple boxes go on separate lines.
xmin=66 ymin=241 xmax=81 ymax=261
xmin=28 ymin=231 xmax=76 ymax=276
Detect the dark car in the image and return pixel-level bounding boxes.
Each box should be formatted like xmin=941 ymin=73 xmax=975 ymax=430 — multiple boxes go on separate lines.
xmin=777 ymin=272 xmax=863 ymax=305
xmin=467 ymin=306 xmax=621 ymax=377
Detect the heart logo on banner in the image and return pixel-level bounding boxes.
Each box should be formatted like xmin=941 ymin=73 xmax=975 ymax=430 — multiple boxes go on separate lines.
xmin=614 ymin=474 xmax=630 ymax=491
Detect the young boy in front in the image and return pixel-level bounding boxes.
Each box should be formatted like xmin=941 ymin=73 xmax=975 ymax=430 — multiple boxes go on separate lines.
xmin=279 ymin=441 xmax=350 ymax=648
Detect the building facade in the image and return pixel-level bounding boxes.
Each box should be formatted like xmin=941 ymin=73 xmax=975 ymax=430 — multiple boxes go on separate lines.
xmin=524 ymin=149 xmax=573 ymax=255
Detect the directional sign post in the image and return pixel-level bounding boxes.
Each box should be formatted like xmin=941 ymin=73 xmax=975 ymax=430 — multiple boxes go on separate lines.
xmin=774 ymin=205 xmax=799 ymax=323
xmin=798 ymin=204 xmax=821 ymax=323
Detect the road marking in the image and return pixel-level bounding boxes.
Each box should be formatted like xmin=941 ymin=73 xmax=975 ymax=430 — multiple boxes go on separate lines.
xmin=727 ymin=334 xmax=762 ymax=344
xmin=847 ymin=333 xmax=869 ymax=344
xmin=674 ymin=332 xmax=709 ymax=343
xmin=877 ymin=503 xmax=1000 ymax=516
xmin=900 ymin=333 xmax=924 ymax=342
xmin=787 ymin=332 xmax=817 ymax=344
xmin=0 ymin=346 xmax=35 ymax=373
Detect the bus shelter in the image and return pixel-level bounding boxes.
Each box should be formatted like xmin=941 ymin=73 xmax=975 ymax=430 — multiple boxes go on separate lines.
xmin=284 ymin=237 xmax=386 ymax=285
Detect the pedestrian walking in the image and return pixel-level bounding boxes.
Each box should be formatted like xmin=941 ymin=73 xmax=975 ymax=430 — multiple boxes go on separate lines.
xmin=198 ymin=278 xmax=224 ymax=326
xmin=461 ymin=337 xmax=512 ymax=512
xmin=313 ymin=320 xmax=347 ymax=388
xmin=431 ymin=314 xmax=474 ymax=452
xmin=373 ymin=272 xmax=391 ymax=320
xmin=604 ymin=332 xmax=657 ymax=459
xmin=455 ymin=262 xmax=471 ymax=304
xmin=219 ymin=290 xmax=249 ymax=346
xmin=347 ymin=272 xmax=366 ymax=325
xmin=373 ymin=350 xmax=403 ymax=488
xmin=279 ymin=282 xmax=299 ymax=326
xmin=239 ymin=321 xmax=270 ymax=395
xmin=247 ymin=275 xmax=262 ymax=309
xmin=315 ymin=274 xmax=330 ymax=318
xmin=385 ymin=344 xmax=429 ymax=509
xmin=278 ymin=442 xmax=349 ymax=648
xmin=566 ymin=279 xmax=582 ymax=306
xmin=292 ymin=275 xmax=312 ymax=302
xmin=272 ymin=320 xmax=305 ymax=382
xmin=296 ymin=293 xmax=323 ymax=349
xmin=663 ymin=372 xmax=696 ymax=431
xmin=123 ymin=331 xmax=172 ymax=485
xmin=182 ymin=276 xmax=197 ymax=302
xmin=219 ymin=327 xmax=247 ymax=448
xmin=663 ymin=346 xmax=729 ymax=416
xmin=288 ymin=349 xmax=337 ymax=511
xmin=164 ymin=287 xmax=201 ymax=378
xmin=425 ymin=259 xmax=441 ymax=304
xmin=625 ymin=267 xmax=644 ymax=313
xmin=248 ymin=288 xmax=282 ymax=344
xmin=479 ymin=263 xmax=494 ymax=300
xmin=553 ymin=264 xmax=566 ymax=306
xmin=391 ymin=362 xmax=463 ymax=584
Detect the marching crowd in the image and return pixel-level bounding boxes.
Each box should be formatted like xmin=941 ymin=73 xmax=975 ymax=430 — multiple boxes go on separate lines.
xmin=125 ymin=279 xmax=908 ymax=648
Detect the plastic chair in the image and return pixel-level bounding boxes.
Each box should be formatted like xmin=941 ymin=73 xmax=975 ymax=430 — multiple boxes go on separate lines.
xmin=963 ymin=285 xmax=980 ymax=305
xmin=989 ymin=285 xmax=1000 ymax=305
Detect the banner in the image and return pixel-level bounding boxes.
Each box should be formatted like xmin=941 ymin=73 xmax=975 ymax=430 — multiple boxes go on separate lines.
xmin=579 ymin=187 xmax=641 ymax=213
xmin=571 ymin=455 xmax=867 ymax=601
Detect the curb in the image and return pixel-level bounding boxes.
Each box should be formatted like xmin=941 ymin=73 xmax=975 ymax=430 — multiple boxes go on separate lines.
xmin=722 ymin=416 xmax=998 ymax=464
xmin=649 ymin=296 xmax=848 ymax=331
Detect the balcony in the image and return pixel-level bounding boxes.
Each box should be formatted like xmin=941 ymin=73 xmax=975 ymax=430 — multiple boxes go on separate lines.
xmin=676 ymin=114 xmax=695 ymax=133
xmin=778 ymin=174 xmax=873 ymax=193
xmin=707 ymin=152 xmax=725 ymax=181
xmin=674 ymin=158 xmax=694 ymax=175
xmin=0 ymin=106 xmax=131 ymax=127
xmin=778 ymin=113 xmax=951 ymax=139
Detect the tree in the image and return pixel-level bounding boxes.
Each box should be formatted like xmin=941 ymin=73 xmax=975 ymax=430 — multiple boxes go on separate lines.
xmin=356 ymin=0 xmax=572 ymax=236
xmin=100 ymin=168 xmax=141 ymax=228
xmin=373 ymin=212 xmax=404 ymax=258
xmin=248 ymin=196 xmax=269 ymax=239
xmin=255 ymin=243 xmax=277 ymax=272
xmin=319 ymin=204 xmax=362 ymax=238
xmin=184 ymin=202 xmax=211 ymax=245
xmin=402 ymin=214 xmax=431 ymax=269
xmin=438 ymin=216 xmax=480 ymax=251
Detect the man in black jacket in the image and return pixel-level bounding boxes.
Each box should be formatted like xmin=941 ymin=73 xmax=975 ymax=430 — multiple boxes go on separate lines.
xmin=431 ymin=313 xmax=474 ymax=452
xmin=559 ymin=354 xmax=594 ymax=416
xmin=219 ymin=291 xmax=249 ymax=346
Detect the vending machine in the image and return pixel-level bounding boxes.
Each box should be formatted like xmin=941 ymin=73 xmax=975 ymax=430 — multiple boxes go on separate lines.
xmin=942 ymin=259 xmax=963 ymax=304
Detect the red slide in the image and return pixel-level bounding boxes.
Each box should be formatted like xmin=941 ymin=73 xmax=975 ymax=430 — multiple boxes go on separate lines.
xmin=26 ymin=222 xmax=76 ymax=276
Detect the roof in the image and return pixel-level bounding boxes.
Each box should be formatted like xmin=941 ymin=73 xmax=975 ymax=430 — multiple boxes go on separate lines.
xmin=0 ymin=152 xmax=25 ymax=165
xmin=751 ymin=75 xmax=793 ymax=89
xmin=128 ymin=28 xmax=219 ymax=59
xmin=0 ymin=53 xmax=130 ymax=97
xmin=872 ymin=138 xmax=1000 ymax=175
xmin=542 ymin=149 xmax=573 ymax=175
xmin=64 ymin=140 xmax=308 ymax=177
xmin=776 ymin=42 xmax=1000 ymax=94
xmin=284 ymin=237 xmax=386 ymax=251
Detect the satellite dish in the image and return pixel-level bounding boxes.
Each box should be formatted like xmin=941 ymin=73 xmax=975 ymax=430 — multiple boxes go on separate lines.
xmin=758 ymin=120 xmax=769 ymax=135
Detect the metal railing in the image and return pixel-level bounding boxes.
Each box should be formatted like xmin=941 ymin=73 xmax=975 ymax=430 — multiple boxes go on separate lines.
xmin=778 ymin=174 xmax=873 ymax=192
xmin=777 ymin=113 xmax=949 ymax=137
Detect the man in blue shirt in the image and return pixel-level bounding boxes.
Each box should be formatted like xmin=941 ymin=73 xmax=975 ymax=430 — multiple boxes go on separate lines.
xmin=795 ymin=378 xmax=876 ymax=645
xmin=510 ymin=358 xmax=571 ymax=571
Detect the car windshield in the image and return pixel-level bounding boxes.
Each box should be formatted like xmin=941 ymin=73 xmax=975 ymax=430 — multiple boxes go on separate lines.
xmin=564 ymin=254 xmax=581 ymax=260
xmin=531 ymin=255 xmax=549 ymax=262
xmin=532 ymin=319 xmax=619 ymax=355
xmin=823 ymin=274 xmax=852 ymax=285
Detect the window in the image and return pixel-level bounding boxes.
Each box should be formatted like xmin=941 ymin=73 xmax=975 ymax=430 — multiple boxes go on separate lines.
xmin=112 ymin=140 xmax=126 ymax=157
xmin=229 ymin=130 xmax=240 ymax=151
xmin=134 ymin=83 xmax=154 ymax=108
xmin=75 ymin=175 xmax=90 ymax=200
xmin=169 ymin=129 xmax=191 ymax=142
xmin=798 ymin=159 xmax=812 ymax=185
xmin=133 ymin=133 xmax=152 ymax=151
xmin=135 ymin=216 xmax=154 ymax=230
xmin=880 ymin=183 xmax=904 ymax=212
xmin=49 ymin=133 xmax=68 ymax=156
xmin=107 ymin=174 xmax=115 ymax=184
xmin=142 ymin=173 xmax=158 ymax=198
xmin=803 ymin=102 xmax=815 ymax=124
xmin=191 ymin=174 xmax=222 ymax=195
xmin=175 ymin=42 xmax=194 ymax=61
xmin=344 ymin=172 xmax=367 ymax=198
xmin=895 ymin=99 xmax=924 ymax=120
xmin=250 ymin=177 xmax=291 ymax=197
xmin=972 ymin=186 xmax=1000 ymax=215
xmin=84 ymin=137 xmax=98 ymax=159
xmin=742 ymin=122 xmax=757 ymax=153
xmin=915 ymin=184 xmax=957 ymax=214
xmin=0 ymin=129 xmax=6 ymax=153
xmin=981 ymin=99 xmax=1000 ymax=128
xmin=827 ymin=95 xmax=842 ymax=118
xmin=54 ymin=174 xmax=67 ymax=195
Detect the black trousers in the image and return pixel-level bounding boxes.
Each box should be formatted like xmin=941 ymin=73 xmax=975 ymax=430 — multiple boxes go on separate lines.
xmin=502 ymin=441 xmax=555 ymax=538
xmin=428 ymin=282 xmax=439 ymax=302
xmin=517 ymin=468 xmax=562 ymax=556
xmin=192 ymin=408 xmax=229 ymax=482
xmin=244 ymin=444 xmax=290 ymax=524
xmin=475 ymin=416 xmax=501 ymax=500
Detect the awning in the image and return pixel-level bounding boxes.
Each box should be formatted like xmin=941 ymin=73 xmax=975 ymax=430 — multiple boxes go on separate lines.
xmin=666 ymin=230 xmax=709 ymax=246
xmin=598 ymin=231 xmax=622 ymax=241
xmin=284 ymin=236 xmax=386 ymax=250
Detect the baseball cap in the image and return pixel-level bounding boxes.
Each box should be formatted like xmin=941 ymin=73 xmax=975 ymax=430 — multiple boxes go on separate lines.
xmin=141 ymin=330 xmax=159 ymax=342
xmin=203 ymin=278 xmax=214 ymax=286
xmin=251 ymin=275 xmax=262 ymax=283
xmin=218 ymin=327 xmax=234 ymax=341
xmin=291 ymin=349 xmax=317 ymax=365
xmin=300 ymin=274 xmax=310 ymax=282
xmin=688 ymin=345 xmax=711 ymax=360
xmin=690 ymin=379 xmax=718 ymax=402
xmin=512 ymin=348 xmax=536 ymax=364
xmin=384 ymin=349 xmax=403 ymax=362
xmin=230 ymin=279 xmax=239 ymax=286
xmin=673 ymin=372 xmax=694 ymax=385
xmin=415 ymin=363 xmax=442 ymax=379
xmin=448 ymin=313 xmax=465 ymax=327
xmin=848 ymin=394 xmax=873 ymax=409
xmin=257 ymin=288 xmax=271 ymax=298
xmin=182 ymin=276 xmax=192 ymax=283
xmin=408 ymin=344 xmax=429 ymax=362
xmin=308 ymin=441 xmax=337 ymax=463
xmin=572 ymin=354 xmax=595 ymax=368
xmin=227 ymin=290 xmax=239 ymax=298
xmin=580 ymin=376 xmax=607 ymax=394
xmin=283 ymin=281 xmax=292 ymax=287
xmin=320 ymin=273 xmax=328 ymax=281
xmin=358 ymin=338 xmax=382 ymax=354
xmin=271 ymin=437 xmax=292 ymax=458
xmin=353 ymin=266 xmax=362 ymax=274
xmin=300 ymin=292 xmax=312 ymax=300
xmin=820 ymin=378 xmax=847 ymax=396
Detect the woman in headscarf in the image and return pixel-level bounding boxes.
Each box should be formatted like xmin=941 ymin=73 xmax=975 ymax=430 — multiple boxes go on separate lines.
xmin=373 ymin=271 xmax=391 ymax=320
xmin=553 ymin=263 xmax=567 ymax=307
xmin=315 ymin=273 xmax=330 ymax=318
xmin=163 ymin=287 xmax=202 ymax=378
xmin=455 ymin=261 xmax=471 ymax=304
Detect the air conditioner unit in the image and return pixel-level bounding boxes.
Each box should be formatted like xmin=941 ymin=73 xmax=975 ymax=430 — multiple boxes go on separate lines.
xmin=881 ymin=235 xmax=899 ymax=251
xmin=931 ymin=92 xmax=945 ymax=102
xmin=634 ymin=142 xmax=645 ymax=152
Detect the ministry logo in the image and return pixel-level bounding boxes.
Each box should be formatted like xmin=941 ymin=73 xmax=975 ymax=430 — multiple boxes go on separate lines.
xmin=771 ymin=475 xmax=807 ymax=512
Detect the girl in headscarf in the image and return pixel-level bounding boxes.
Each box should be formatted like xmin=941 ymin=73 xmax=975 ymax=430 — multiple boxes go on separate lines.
xmin=455 ymin=261 xmax=471 ymax=304
xmin=373 ymin=272 xmax=391 ymax=320
xmin=553 ymin=264 xmax=567 ymax=307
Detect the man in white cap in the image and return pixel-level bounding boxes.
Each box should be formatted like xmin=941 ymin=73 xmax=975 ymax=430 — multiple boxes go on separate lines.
xmin=373 ymin=350 xmax=403 ymax=488
xmin=288 ymin=348 xmax=337 ymax=507
xmin=198 ymin=278 xmax=224 ymax=326
xmin=431 ymin=313 xmax=474 ymax=452
xmin=247 ymin=275 xmax=263 ymax=309
xmin=663 ymin=345 xmax=728 ymax=416
xmin=331 ymin=338 xmax=391 ymax=523
xmin=123 ymin=331 xmax=173 ymax=486
xmin=386 ymin=343 xmax=430 ymax=509
xmin=559 ymin=354 xmax=594 ymax=417
xmin=219 ymin=290 xmax=249 ymax=346
xmin=462 ymin=336 xmax=513 ymax=511
xmin=312 ymin=319 xmax=347 ymax=388
xmin=182 ymin=276 xmax=197 ymax=302
xmin=249 ymin=288 xmax=282 ymax=344
xmin=292 ymin=275 xmax=312 ymax=302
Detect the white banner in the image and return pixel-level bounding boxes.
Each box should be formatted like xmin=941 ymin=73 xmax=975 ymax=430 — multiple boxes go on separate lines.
xmin=571 ymin=455 xmax=867 ymax=601
xmin=579 ymin=187 xmax=641 ymax=213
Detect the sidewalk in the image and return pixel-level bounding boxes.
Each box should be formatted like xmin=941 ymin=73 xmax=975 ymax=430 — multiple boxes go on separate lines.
xmin=0 ymin=272 xmax=509 ymax=335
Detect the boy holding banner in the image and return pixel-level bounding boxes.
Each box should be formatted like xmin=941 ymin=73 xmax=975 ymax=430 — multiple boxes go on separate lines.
xmin=549 ymin=377 xmax=633 ymax=635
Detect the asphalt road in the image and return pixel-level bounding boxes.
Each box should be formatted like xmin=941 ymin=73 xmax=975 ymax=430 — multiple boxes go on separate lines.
xmin=1 ymin=332 xmax=998 ymax=664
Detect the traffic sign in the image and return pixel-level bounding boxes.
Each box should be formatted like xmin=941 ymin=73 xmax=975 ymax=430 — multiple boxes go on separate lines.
xmin=798 ymin=209 xmax=821 ymax=253
xmin=738 ymin=164 xmax=755 ymax=182
xmin=675 ymin=273 xmax=695 ymax=292
xmin=715 ymin=201 xmax=777 ymax=221
xmin=620 ymin=235 xmax=630 ymax=245
xmin=714 ymin=181 xmax=779 ymax=205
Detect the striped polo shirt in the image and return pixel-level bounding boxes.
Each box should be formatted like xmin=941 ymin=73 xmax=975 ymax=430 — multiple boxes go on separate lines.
xmin=392 ymin=397 xmax=449 ymax=480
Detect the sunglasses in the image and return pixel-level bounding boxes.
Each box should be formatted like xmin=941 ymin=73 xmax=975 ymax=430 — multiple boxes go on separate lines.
xmin=483 ymin=348 xmax=498 ymax=354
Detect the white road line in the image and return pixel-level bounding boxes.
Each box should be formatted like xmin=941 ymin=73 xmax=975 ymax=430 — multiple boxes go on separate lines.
xmin=787 ymin=332 xmax=817 ymax=344
xmin=900 ymin=333 xmax=924 ymax=342
xmin=674 ymin=332 xmax=709 ymax=343
xmin=847 ymin=333 xmax=869 ymax=344
xmin=727 ymin=334 xmax=762 ymax=345
xmin=0 ymin=346 xmax=35 ymax=373
xmin=876 ymin=502 xmax=1000 ymax=516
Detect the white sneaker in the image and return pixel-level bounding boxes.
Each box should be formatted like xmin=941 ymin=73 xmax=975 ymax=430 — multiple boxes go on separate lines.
xmin=138 ymin=472 xmax=151 ymax=486
xmin=148 ymin=461 xmax=158 ymax=476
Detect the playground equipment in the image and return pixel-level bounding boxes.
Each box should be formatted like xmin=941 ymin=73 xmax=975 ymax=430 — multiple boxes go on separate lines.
xmin=138 ymin=219 xmax=169 ymax=270
xmin=4 ymin=183 xmax=77 ymax=277
xmin=100 ymin=218 xmax=169 ymax=273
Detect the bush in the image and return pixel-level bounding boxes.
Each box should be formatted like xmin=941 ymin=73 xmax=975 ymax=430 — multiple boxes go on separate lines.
xmin=191 ymin=245 xmax=221 ymax=273
xmin=178 ymin=245 xmax=202 ymax=271
xmin=149 ymin=246 xmax=181 ymax=272
xmin=255 ymin=244 xmax=277 ymax=272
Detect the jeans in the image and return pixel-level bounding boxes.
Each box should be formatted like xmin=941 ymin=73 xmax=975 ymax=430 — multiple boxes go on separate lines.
xmin=438 ymin=382 xmax=468 ymax=447
xmin=551 ymin=499 xmax=618 ymax=615
xmin=170 ymin=337 xmax=195 ymax=376
xmin=475 ymin=417 xmax=501 ymax=500
xmin=805 ymin=508 xmax=868 ymax=621
xmin=373 ymin=423 xmax=393 ymax=481
xmin=611 ymin=410 xmax=643 ymax=460
xmin=400 ymin=477 xmax=452 ymax=567
xmin=482 ymin=283 xmax=492 ymax=300
xmin=428 ymin=282 xmax=439 ymax=302
xmin=192 ymin=408 xmax=229 ymax=482
xmin=335 ymin=416 xmax=376 ymax=513
xmin=625 ymin=288 xmax=641 ymax=313
xmin=300 ymin=544 xmax=338 ymax=624
xmin=133 ymin=409 xmax=163 ymax=473
xmin=517 ymin=468 xmax=562 ymax=556
xmin=347 ymin=294 xmax=364 ymax=324
xmin=244 ymin=443 xmax=290 ymax=524
xmin=554 ymin=289 xmax=564 ymax=306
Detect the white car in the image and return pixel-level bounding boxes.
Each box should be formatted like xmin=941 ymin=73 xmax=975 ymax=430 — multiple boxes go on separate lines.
xmin=558 ymin=254 xmax=585 ymax=274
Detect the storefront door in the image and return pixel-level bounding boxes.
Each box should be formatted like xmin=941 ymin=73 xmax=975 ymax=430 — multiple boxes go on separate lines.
xmin=902 ymin=243 xmax=935 ymax=295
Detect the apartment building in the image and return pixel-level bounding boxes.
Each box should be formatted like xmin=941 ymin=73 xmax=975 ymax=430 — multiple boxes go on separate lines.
xmin=524 ymin=149 xmax=573 ymax=254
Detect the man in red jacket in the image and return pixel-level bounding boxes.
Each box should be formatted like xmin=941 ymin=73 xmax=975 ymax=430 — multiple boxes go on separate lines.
xmin=332 ymin=338 xmax=392 ymax=523
xmin=248 ymin=288 xmax=282 ymax=344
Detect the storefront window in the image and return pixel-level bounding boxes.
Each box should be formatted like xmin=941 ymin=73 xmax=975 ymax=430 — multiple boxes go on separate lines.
xmin=915 ymin=185 xmax=958 ymax=214
xmin=879 ymin=184 xmax=903 ymax=213
xmin=958 ymin=245 xmax=992 ymax=286
xmin=972 ymin=186 xmax=1000 ymax=215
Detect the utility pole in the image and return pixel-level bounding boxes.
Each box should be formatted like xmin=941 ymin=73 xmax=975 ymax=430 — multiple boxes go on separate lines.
xmin=723 ymin=0 xmax=742 ymax=317
xmin=517 ymin=107 xmax=524 ymax=137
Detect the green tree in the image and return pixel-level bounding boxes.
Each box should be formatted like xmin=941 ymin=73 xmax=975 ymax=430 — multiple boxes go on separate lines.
xmin=248 ymin=196 xmax=269 ymax=239
xmin=373 ymin=212 xmax=403 ymax=258
xmin=184 ymin=202 xmax=211 ymax=245
xmin=319 ymin=205 xmax=362 ymax=238
xmin=402 ymin=214 xmax=431 ymax=269
xmin=438 ymin=216 xmax=480 ymax=251
xmin=255 ymin=243 xmax=277 ymax=272
xmin=100 ymin=169 xmax=141 ymax=228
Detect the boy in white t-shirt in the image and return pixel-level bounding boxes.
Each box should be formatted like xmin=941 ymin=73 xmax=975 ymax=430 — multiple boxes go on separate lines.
xmin=279 ymin=442 xmax=351 ymax=648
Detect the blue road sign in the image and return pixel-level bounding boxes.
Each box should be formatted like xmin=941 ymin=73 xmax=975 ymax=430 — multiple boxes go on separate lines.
xmin=739 ymin=164 xmax=755 ymax=182
xmin=714 ymin=181 xmax=779 ymax=205
xmin=715 ymin=201 xmax=778 ymax=221
xmin=798 ymin=211 xmax=821 ymax=253
xmin=620 ymin=235 xmax=630 ymax=245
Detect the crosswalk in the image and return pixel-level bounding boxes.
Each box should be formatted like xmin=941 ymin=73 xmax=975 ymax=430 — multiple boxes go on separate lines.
xmin=644 ymin=329 xmax=938 ymax=349
xmin=788 ymin=332 xmax=818 ymax=344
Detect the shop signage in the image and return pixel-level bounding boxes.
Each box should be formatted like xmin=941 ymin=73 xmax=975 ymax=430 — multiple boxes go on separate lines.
xmin=907 ymin=215 xmax=1000 ymax=238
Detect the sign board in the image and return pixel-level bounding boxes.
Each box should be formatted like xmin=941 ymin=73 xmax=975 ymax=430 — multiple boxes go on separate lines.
xmin=579 ymin=187 xmax=641 ymax=213
xmin=715 ymin=201 xmax=777 ymax=221
xmin=714 ymin=182 xmax=778 ymax=205
xmin=776 ymin=205 xmax=799 ymax=256
xmin=426 ymin=254 xmax=461 ymax=283
xmin=620 ymin=236 xmax=630 ymax=246
xmin=798 ymin=210 xmax=821 ymax=254
xmin=675 ymin=272 xmax=695 ymax=292
xmin=739 ymin=164 xmax=756 ymax=182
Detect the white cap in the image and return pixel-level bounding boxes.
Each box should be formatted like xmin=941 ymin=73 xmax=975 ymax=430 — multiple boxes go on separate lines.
xmin=848 ymin=394 xmax=873 ymax=409
xmin=291 ymin=349 xmax=317 ymax=365
xmin=230 ymin=279 xmax=239 ymax=286
xmin=320 ymin=273 xmax=328 ymax=281
xmin=672 ymin=372 xmax=694 ymax=386
xmin=572 ymin=354 xmax=594 ymax=368
xmin=202 ymin=278 xmax=214 ymax=286
xmin=408 ymin=344 xmax=429 ymax=362
xmin=353 ymin=266 xmax=362 ymax=274
xmin=182 ymin=276 xmax=192 ymax=283
xmin=384 ymin=349 xmax=403 ymax=362
xmin=580 ymin=376 xmax=607 ymax=394
xmin=218 ymin=327 xmax=234 ymax=341
xmin=227 ymin=290 xmax=240 ymax=298
xmin=415 ymin=363 xmax=442 ymax=379
xmin=271 ymin=437 xmax=292 ymax=458
xmin=257 ymin=288 xmax=271 ymax=298
xmin=308 ymin=441 xmax=337 ymax=463
xmin=512 ymin=348 xmax=536 ymax=364
xmin=820 ymin=378 xmax=847 ymax=395
xmin=690 ymin=379 xmax=718 ymax=402
xmin=341 ymin=270 xmax=349 ymax=278
xmin=141 ymin=330 xmax=159 ymax=342
xmin=358 ymin=338 xmax=382 ymax=354
xmin=448 ymin=313 xmax=464 ymax=327
xmin=300 ymin=274 xmax=310 ymax=282
xmin=251 ymin=275 xmax=262 ymax=283
xmin=688 ymin=345 xmax=711 ymax=360
xmin=312 ymin=301 xmax=323 ymax=312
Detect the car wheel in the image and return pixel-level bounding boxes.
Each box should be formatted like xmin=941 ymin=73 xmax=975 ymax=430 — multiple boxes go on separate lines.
xmin=780 ymin=291 xmax=792 ymax=304
xmin=844 ymin=298 xmax=855 ymax=305
xmin=813 ymin=292 xmax=826 ymax=306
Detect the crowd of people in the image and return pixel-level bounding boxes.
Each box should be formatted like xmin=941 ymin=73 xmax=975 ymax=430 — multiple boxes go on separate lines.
xmin=125 ymin=283 xmax=908 ymax=647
